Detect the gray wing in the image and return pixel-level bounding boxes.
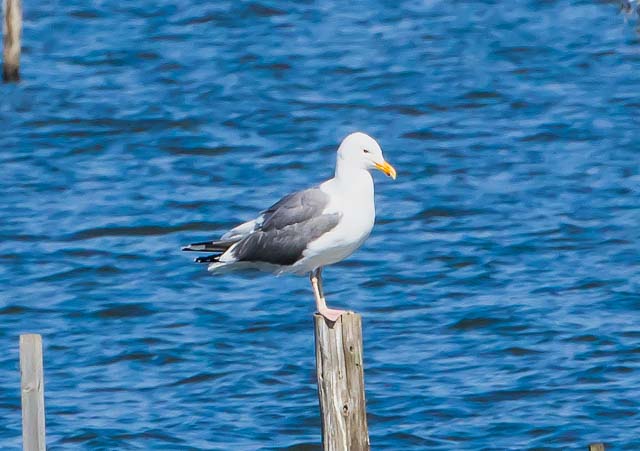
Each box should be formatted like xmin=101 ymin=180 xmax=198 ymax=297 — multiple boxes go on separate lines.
xmin=231 ymin=188 xmax=340 ymax=266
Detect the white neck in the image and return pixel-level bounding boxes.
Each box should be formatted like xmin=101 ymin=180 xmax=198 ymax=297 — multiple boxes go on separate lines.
xmin=333 ymin=159 xmax=374 ymax=195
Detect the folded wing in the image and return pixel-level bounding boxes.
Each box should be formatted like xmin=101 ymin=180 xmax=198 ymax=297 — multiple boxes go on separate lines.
xmin=182 ymin=187 xmax=340 ymax=267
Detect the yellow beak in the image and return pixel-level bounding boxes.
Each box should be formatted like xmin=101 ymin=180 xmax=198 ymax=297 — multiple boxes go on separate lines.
xmin=374 ymin=161 xmax=397 ymax=180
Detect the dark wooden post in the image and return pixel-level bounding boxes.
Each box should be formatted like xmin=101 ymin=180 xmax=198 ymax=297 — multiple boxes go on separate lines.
xmin=2 ymin=0 xmax=22 ymax=82
xmin=20 ymin=334 xmax=46 ymax=451
xmin=314 ymin=312 xmax=369 ymax=450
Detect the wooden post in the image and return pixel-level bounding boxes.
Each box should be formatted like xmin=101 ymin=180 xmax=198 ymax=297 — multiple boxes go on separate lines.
xmin=2 ymin=0 xmax=22 ymax=82
xmin=314 ymin=312 xmax=369 ymax=451
xmin=20 ymin=334 xmax=46 ymax=451
xmin=588 ymin=444 xmax=605 ymax=451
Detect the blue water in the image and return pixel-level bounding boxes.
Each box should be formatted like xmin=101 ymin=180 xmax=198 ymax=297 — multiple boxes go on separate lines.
xmin=1 ymin=1 xmax=639 ymax=449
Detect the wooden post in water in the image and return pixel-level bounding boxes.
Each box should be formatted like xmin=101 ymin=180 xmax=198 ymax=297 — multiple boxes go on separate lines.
xmin=314 ymin=312 xmax=369 ymax=451
xmin=588 ymin=444 xmax=605 ymax=451
xmin=2 ymin=0 xmax=22 ymax=82
xmin=20 ymin=334 xmax=46 ymax=451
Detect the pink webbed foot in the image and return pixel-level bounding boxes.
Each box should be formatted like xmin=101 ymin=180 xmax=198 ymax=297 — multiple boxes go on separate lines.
xmin=318 ymin=306 xmax=347 ymax=322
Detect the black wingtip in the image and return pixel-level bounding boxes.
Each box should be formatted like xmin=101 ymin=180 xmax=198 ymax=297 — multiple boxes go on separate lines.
xmin=182 ymin=239 xmax=238 ymax=253
xmin=182 ymin=244 xmax=206 ymax=252
xmin=194 ymin=255 xmax=220 ymax=263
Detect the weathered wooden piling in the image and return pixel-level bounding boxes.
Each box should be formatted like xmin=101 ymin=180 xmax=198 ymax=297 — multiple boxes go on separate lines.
xmin=2 ymin=0 xmax=22 ymax=82
xmin=20 ymin=334 xmax=46 ymax=451
xmin=588 ymin=443 xmax=605 ymax=451
xmin=314 ymin=312 xmax=369 ymax=451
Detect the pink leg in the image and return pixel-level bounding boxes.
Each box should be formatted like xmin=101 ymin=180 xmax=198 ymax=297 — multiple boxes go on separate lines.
xmin=310 ymin=268 xmax=346 ymax=322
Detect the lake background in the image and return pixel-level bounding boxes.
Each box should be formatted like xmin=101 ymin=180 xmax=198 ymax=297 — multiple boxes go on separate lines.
xmin=1 ymin=1 xmax=639 ymax=449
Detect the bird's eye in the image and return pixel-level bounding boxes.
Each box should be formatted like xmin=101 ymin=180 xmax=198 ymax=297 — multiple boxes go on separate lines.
xmin=363 ymin=149 xmax=370 ymax=154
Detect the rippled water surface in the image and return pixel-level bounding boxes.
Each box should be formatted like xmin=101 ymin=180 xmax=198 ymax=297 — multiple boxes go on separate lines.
xmin=2 ymin=1 xmax=640 ymax=449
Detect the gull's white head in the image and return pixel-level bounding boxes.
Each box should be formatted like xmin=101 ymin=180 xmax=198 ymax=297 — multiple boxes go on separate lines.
xmin=336 ymin=132 xmax=397 ymax=179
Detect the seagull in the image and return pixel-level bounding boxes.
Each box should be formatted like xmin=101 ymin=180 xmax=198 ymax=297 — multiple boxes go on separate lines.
xmin=182 ymin=132 xmax=396 ymax=321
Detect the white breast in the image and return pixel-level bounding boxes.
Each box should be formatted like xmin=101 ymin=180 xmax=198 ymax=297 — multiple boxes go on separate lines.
xmin=294 ymin=171 xmax=375 ymax=273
